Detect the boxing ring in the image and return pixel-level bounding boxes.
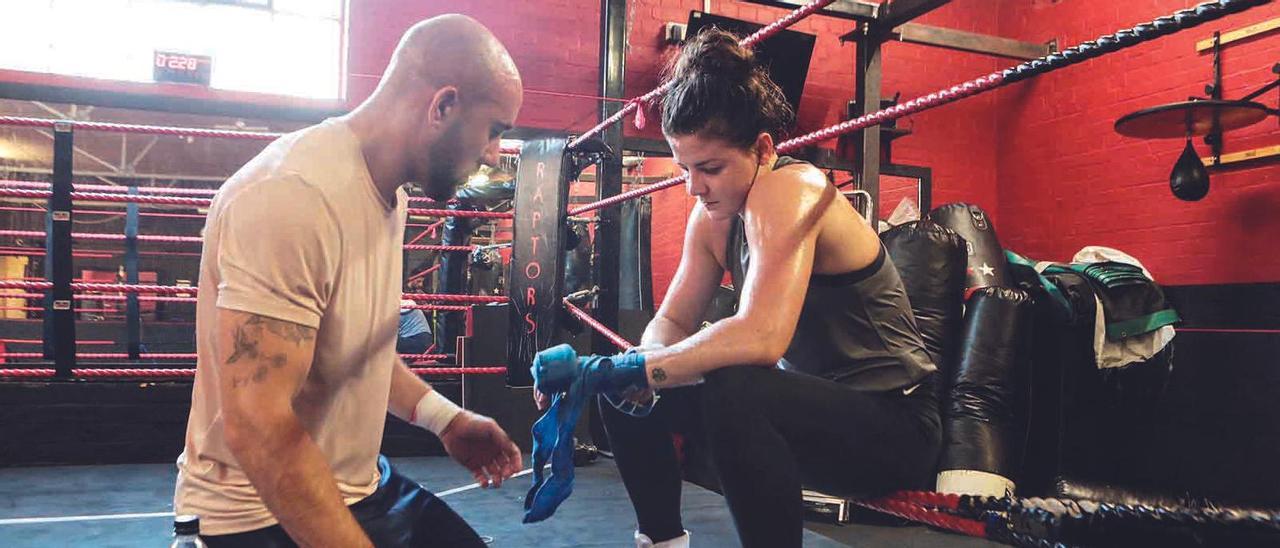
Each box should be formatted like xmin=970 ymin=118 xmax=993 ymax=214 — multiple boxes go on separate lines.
xmin=2 ymin=0 xmax=1277 ymax=545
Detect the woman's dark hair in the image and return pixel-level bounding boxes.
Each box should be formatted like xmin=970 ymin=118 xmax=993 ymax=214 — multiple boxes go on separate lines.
xmin=661 ymin=27 xmax=795 ymax=149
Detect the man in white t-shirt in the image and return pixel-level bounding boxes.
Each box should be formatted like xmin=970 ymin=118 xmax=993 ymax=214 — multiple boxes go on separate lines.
xmin=175 ymin=14 xmax=523 ymax=547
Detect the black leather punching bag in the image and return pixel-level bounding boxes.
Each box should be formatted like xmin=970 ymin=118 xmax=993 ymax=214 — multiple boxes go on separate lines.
xmin=1170 ymin=139 xmax=1210 ymax=201
xmin=928 ymin=203 xmax=1010 ymax=290
xmin=437 ymin=202 xmax=478 ymax=354
xmin=436 ymin=180 xmax=515 ymax=353
xmin=881 ymin=221 xmax=968 ymax=394
xmin=938 ymin=286 xmax=1034 ymax=497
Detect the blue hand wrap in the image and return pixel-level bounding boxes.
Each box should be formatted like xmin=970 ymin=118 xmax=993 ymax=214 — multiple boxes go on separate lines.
xmin=525 ymin=345 xmax=648 ymax=522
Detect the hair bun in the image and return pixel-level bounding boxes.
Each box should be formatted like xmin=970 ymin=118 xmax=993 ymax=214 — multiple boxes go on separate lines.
xmin=675 ymin=28 xmax=757 ymax=81
xmin=661 ymin=27 xmax=795 ymax=147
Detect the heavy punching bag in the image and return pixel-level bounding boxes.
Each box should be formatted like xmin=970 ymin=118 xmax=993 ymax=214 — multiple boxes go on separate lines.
xmin=619 ymin=197 xmax=654 ymax=312
xmin=938 ymin=286 xmax=1034 ymax=497
xmin=928 ymin=203 xmax=1010 ymax=289
xmin=880 ymin=221 xmax=968 ymax=392
xmin=437 ymin=202 xmax=479 ymax=354
xmin=437 ymin=180 xmax=515 ymax=353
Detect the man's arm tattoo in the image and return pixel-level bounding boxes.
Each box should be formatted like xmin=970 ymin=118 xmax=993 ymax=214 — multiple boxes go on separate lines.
xmin=227 ymin=315 xmax=313 ymax=388
xmin=245 ymin=315 xmax=316 ymax=345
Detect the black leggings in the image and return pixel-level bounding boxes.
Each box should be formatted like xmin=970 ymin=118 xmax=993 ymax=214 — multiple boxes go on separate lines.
xmin=600 ymin=366 xmax=941 ymax=548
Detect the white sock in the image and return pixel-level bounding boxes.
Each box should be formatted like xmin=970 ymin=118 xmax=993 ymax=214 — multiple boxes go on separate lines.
xmin=635 ymin=529 xmax=690 ymax=548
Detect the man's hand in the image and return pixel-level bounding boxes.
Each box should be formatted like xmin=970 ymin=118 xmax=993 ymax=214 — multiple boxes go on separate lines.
xmin=439 ymin=411 xmax=522 ymax=488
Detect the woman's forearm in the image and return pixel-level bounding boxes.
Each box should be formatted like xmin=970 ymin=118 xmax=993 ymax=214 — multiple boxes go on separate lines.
xmin=639 ymin=316 xmax=780 ymax=388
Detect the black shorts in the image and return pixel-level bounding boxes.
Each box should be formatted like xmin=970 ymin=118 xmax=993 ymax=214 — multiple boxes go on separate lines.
xmin=201 ymin=456 xmax=484 ymax=548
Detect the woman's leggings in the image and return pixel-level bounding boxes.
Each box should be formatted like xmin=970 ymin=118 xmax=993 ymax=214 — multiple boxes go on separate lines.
xmin=599 ymin=365 xmax=941 ymax=548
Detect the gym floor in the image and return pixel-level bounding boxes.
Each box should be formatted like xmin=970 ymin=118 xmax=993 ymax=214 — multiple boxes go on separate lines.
xmin=0 ymin=456 xmax=1000 ymax=547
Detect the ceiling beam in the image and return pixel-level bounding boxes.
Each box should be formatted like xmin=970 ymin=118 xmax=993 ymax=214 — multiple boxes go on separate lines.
xmin=880 ymin=0 xmax=951 ymax=28
xmin=892 ymin=23 xmax=1054 ymax=60
xmin=743 ymin=0 xmax=879 ymax=22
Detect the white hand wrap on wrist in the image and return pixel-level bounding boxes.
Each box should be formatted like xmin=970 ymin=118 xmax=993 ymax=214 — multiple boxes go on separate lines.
xmin=411 ymin=390 xmax=462 ymax=435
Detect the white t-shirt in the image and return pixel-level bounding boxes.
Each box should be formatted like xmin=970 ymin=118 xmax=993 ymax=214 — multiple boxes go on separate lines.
xmin=174 ymin=118 xmax=407 ymax=535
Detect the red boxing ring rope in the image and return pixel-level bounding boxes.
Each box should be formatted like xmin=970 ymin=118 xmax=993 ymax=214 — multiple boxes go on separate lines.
xmin=1 ymin=186 xmax=508 ymax=220
xmin=0 ymin=187 xmax=213 ymax=207
xmin=0 ymin=353 xmax=196 ymax=360
xmin=0 ymin=116 xmax=519 ymax=159
xmin=0 ymin=229 xmax=203 ymax=244
xmin=1 ymin=280 xmax=508 ymax=305
xmin=411 ymin=367 xmax=507 ymax=375
xmin=401 ymin=292 xmax=509 ymax=304
xmin=397 ymin=353 xmax=451 ymax=361
xmin=402 ymin=303 xmax=469 ymax=312
xmin=0 ymin=115 xmax=284 ymax=140
xmin=568 ymin=72 xmax=1004 ymax=216
xmin=0 ymin=292 xmax=196 ymax=303
xmin=402 ymin=244 xmax=475 ymax=252
xmin=0 ymin=352 xmax=450 ymax=361
xmin=0 ymin=368 xmax=197 ymax=378
xmin=0 ymin=205 xmax=208 ymax=220
xmin=0 ymin=367 xmax=508 ymax=378
xmin=0 ymin=338 xmax=114 ymax=345
xmin=2 ymin=231 xmax=482 ymax=254
xmin=850 ymin=497 xmax=988 ymax=539
xmin=884 ymin=490 xmax=964 ymax=511
xmin=562 ymin=298 xmax=633 ymax=351
xmin=0 ymin=180 xmax=218 ymax=196
xmin=407 ymin=264 xmax=442 ymax=283
xmin=407 ymin=208 xmax=513 ymax=220
xmin=0 ymin=280 xmax=193 ymax=294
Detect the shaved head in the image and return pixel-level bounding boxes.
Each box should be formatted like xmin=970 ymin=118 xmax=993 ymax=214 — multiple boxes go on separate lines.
xmin=349 ymin=14 xmax=522 ymax=202
xmin=374 ymin=14 xmax=522 ymax=109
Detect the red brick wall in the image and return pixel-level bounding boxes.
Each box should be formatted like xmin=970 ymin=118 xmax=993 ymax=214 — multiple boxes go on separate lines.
xmin=994 ymin=1 xmax=1280 ymax=285
xmin=346 ymin=0 xmax=603 ymax=132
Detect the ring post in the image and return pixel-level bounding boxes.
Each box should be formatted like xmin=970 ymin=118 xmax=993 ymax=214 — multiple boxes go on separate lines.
xmin=44 ymin=122 xmax=76 ymax=377
xmin=507 ymin=138 xmax=612 ymax=386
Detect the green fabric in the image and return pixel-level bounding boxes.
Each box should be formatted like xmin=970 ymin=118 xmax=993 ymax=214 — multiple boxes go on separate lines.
xmin=1106 ymin=309 xmax=1181 ymax=340
xmin=1005 ymin=250 xmax=1074 ymax=320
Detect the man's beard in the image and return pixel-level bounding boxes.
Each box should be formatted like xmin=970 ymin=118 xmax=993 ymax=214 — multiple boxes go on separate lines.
xmin=421 ymin=123 xmax=470 ymax=200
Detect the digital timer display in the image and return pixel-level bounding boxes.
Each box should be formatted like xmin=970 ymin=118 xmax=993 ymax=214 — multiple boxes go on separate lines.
xmin=153 ymin=51 xmax=212 ymax=86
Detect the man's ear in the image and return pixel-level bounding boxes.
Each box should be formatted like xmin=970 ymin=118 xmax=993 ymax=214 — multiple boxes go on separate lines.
xmin=754 ymin=132 xmax=776 ymax=164
xmin=428 ymin=86 xmax=460 ymax=126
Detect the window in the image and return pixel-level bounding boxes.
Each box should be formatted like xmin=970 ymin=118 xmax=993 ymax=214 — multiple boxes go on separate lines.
xmin=0 ymin=0 xmax=345 ymax=100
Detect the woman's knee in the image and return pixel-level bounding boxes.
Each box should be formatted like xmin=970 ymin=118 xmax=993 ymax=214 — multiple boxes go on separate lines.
xmin=699 ymin=366 xmax=770 ymax=430
xmin=702 ymin=366 xmax=768 ymax=404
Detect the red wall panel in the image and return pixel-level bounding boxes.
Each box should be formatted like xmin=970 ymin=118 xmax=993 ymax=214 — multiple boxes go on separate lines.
xmin=346 ymin=0 xmax=603 ymax=132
